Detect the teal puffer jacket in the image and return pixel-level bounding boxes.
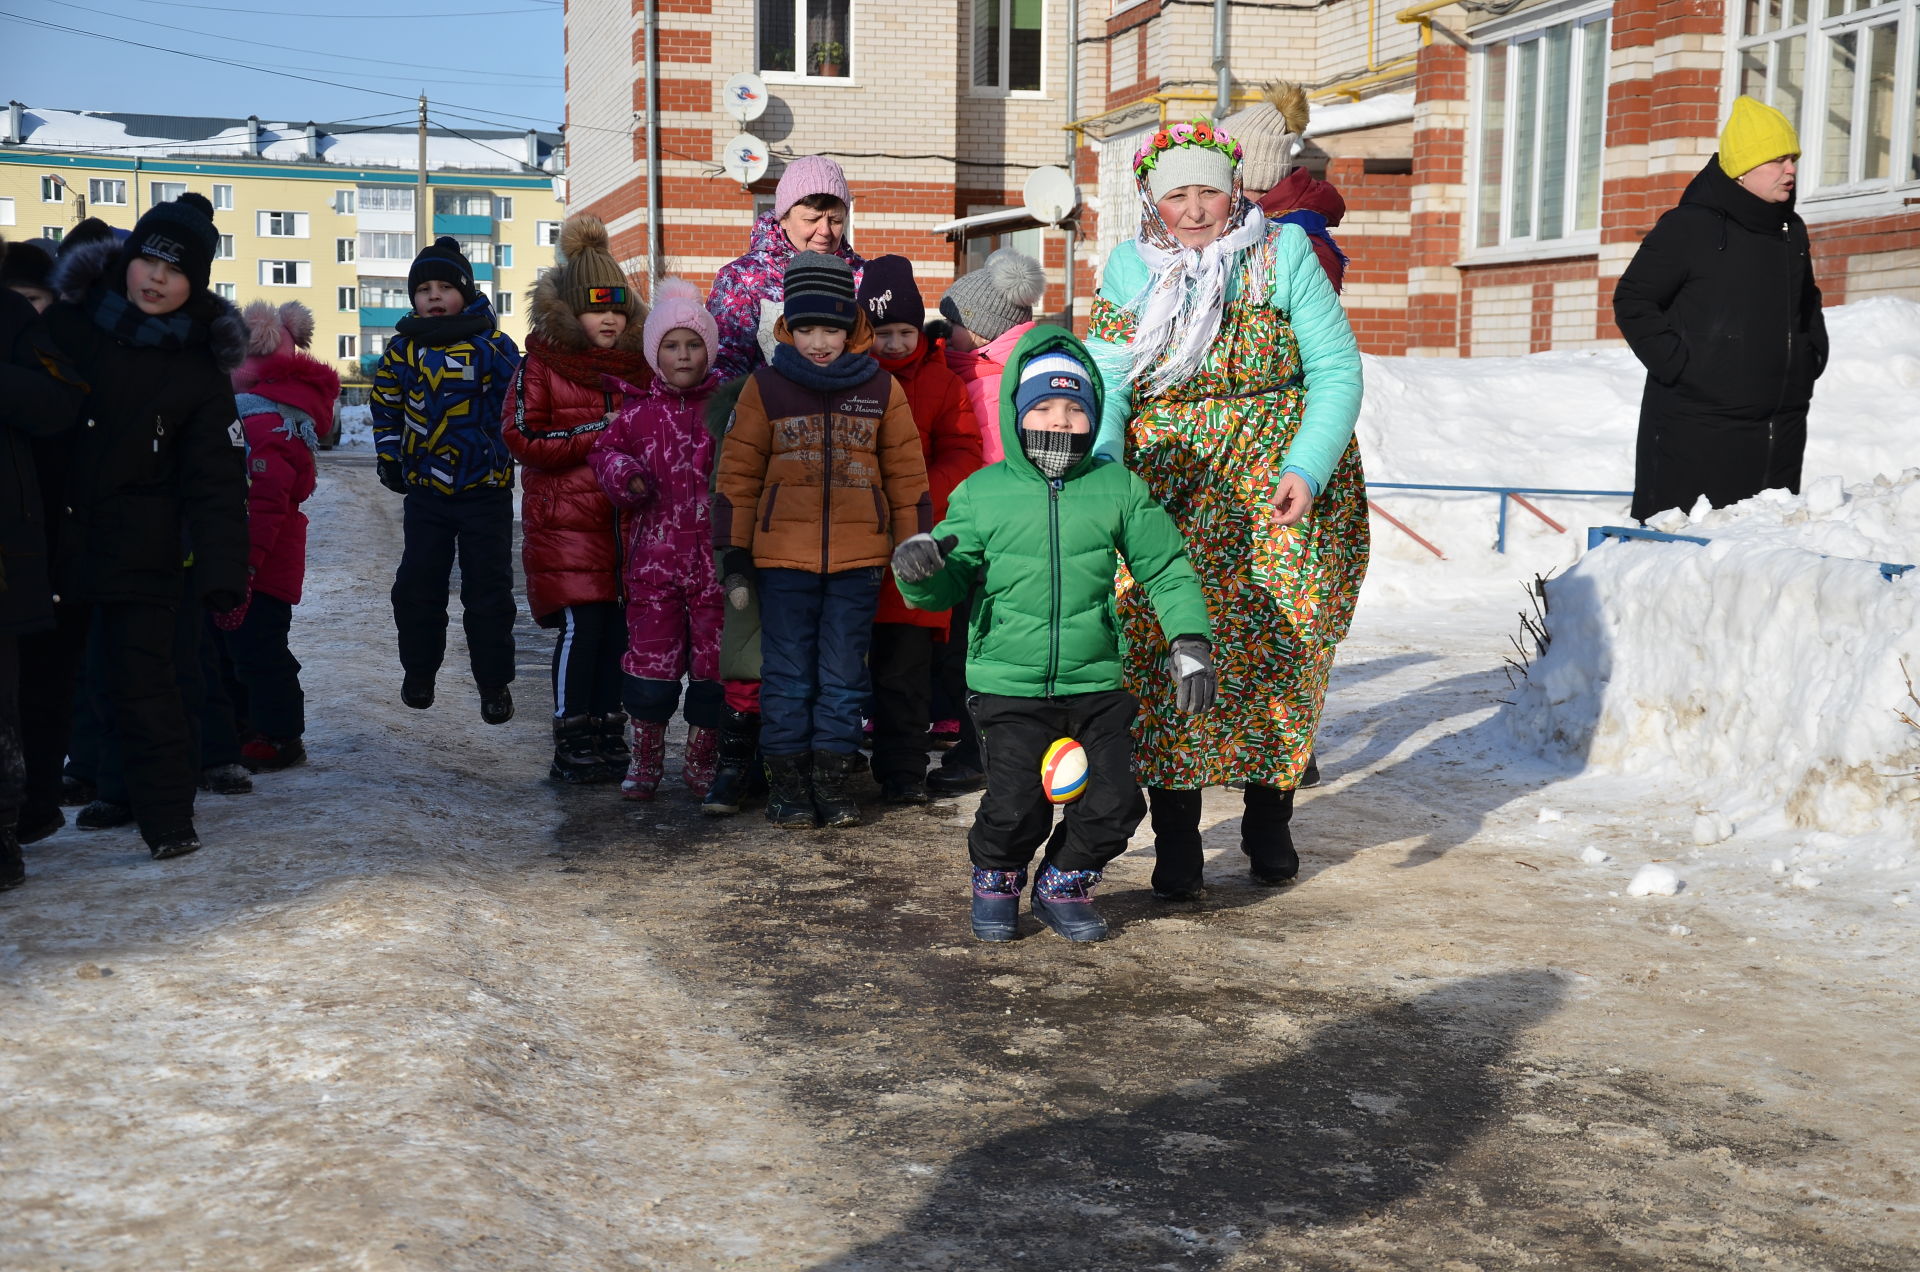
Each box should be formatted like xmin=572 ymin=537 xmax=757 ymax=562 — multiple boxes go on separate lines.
xmin=898 ymin=326 xmax=1210 ymax=699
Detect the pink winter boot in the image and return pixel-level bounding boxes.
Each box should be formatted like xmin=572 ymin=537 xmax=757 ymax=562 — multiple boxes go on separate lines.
xmin=683 ymin=725 xmax=720 ymax=797
xmin=622 ymin=719 xmax=667 ymax=801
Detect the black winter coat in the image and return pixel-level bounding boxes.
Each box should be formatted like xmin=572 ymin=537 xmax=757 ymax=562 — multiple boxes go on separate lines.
xmin=1613 ymin=157 xmax=1828 ymax=522
xmin=0 ymin=289 xmax=85 ymax=635
xmin=40 ymin=239 xmax=250 ymax=607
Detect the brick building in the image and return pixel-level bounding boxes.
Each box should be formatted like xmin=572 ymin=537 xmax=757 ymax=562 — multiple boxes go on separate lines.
xmin=564 ymin=0 xmax=1920 ymax=355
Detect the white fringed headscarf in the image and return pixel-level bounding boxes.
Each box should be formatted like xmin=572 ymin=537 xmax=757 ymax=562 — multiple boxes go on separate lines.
xmin=1125 ymin=197 xmax=1269 ymax=397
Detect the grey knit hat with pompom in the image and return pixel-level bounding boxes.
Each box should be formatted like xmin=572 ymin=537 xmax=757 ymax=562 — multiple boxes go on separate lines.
xmin=938 ymin=248 xmax=1046 ymax=342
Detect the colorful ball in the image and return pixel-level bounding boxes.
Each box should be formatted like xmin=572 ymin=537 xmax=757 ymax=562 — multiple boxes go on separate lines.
xmin=1040 ymin=737 xmax=1089 ymax=804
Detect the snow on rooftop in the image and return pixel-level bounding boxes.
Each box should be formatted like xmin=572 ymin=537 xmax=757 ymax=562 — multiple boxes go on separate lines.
xmin=1307 ymin=92 xmax=1415 ymax=137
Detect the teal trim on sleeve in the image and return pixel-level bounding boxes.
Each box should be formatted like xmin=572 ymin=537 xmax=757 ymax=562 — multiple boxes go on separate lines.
xmin=1270 ymin=223 xmax=1362 ymax=495
xmin=1281 ymin=464 xmax=1322 ymax=499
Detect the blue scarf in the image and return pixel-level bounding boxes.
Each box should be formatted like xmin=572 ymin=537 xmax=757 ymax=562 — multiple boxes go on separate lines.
xmin=771 ymin=342 xmax=878 ymax=391
xmin=85 ymin=284 xmax=206 ymax=350
xmin=235 ymin=392 xmax=321 ymax=454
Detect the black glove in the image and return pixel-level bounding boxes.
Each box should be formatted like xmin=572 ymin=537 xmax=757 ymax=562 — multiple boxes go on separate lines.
xmin=718 ymin=547 xmax=755 ymax=612
xmin=891 ymin=533 xmax=957 ymax=584
xmin=203 ymin=588 xmax=246 ymax=615
xmin=376 ymin=456 xmax=407 ymax=494
xmin=1169 ymin=637 xmax=1216 ymax=715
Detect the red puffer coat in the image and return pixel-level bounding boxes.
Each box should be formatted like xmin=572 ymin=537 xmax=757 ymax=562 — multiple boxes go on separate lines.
xmin=502 ymin=279 xmax=653 ymax=625
xmin=872 ymin=336 xmax=984 ymax=632
xmin=230 ymin=343 xmax=338 ymax=606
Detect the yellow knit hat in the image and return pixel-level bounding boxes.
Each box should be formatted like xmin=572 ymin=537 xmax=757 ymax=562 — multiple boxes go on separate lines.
xmin=1719 ymin=95 xmax=1801 ymax=179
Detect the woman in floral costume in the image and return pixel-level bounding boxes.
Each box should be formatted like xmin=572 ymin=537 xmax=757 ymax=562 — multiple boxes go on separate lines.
xmin=1084 ymin=118 xmax=1366 ymax=898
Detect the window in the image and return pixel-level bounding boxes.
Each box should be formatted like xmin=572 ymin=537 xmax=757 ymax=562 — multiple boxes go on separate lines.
xmin=215 ymin=234 xmax=235 ymax=260
xmin=963 ymin=210 xmax=1045 ymax=274
xmin=535 ymin=220 xmax=562 ymax=247
xmin=495 ymin=290 xmax=514 ymax=316
xmin=334 ymin=188 xmax=356 ymax=214
xmin=0 ymin=196 xmax=14 ymax=225
xmin=434 ymin=191 xmax=493 ymax=216
xmin=495 ymin=195 xmax=514 ymax=220
xmin=497 ymin=243 xmax=514 ymax=268
xmin=366 ymin=333 xmax=391 ymax=357
xmin=40 ymin=176 xmax=64 ymax=202
xmin=215 ymin=282 xmax=236 ymax=300
xmin=88 ymin=178 xmax=127 ymax=206
xmin=759 ymin=0 xmax=852 ymax=78
xmin=453 ymin=234 xmax=491 ymax=264
xmin=212 ymin=184 xmax=234 ymax=211
xmin=338 ymin=285 xmax=357 ymax=311
xmin=356 ymin=185 xmax=414 ymax=213
xmin=338 ymin=334 xmax=358 ymax=358
xmin=42 ymin=226 xmax=64 ymax=243
xmin=259 ymin=211 xmax=309 ymax=238
xmin=358 ymin=232 xmax=416 ymax=260
xmin=1737 ymin=0 xmax=1920 ymax=193
xmin=260 ymin=260 xmax=310 ymax=287
xmin=360 ymin=278 xmax=411 ymax=308
xmin=973 ymin=0 xmax=1043 ymax=93
xmin=337 ymin=237 xmax=356 ymax=262
xmin=1471 ymin=7 xmax=1611 ymax=250
xmin=151 ymin=181 xmax=186 ymax=206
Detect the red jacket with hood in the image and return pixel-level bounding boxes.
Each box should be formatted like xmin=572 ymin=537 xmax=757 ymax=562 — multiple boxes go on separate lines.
xmin=874 ymin=336 xmax=984 ymax=631
xmin=230 ymin=304 xmax=340 ymax=606
xmin=1258 ymin=168 xmax=1349 ymax=293
xmin=502 ymin=275 xmax=654 ymax=625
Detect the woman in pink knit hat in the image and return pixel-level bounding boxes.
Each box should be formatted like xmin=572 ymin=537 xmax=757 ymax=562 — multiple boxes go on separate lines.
xmin=705 ymin=155 xmax=865 ymax=383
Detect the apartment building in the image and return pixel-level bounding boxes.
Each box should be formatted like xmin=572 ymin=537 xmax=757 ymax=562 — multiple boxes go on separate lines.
xmin=565 ymin=0 xmax=1919 ymax=355
xmin=0 ymin=104 xmax=566 ymax=378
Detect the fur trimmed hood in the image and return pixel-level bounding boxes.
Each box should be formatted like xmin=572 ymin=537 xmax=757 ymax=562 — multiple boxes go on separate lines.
xmin=527 ymin=267 xmax=649 ymax=355
xmin=233 ymin=345 xmax=340 ymax=428
xmin=51 ymin=235 xmax=248 ymax=372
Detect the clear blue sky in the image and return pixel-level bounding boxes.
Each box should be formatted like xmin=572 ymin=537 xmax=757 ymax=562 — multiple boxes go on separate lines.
xmin=2 ymin=0 xmax=565 ymax=132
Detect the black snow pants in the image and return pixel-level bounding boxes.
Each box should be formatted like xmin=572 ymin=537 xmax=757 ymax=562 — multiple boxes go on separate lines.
xmin=967 ymin=689 xmax=1145 ymax=874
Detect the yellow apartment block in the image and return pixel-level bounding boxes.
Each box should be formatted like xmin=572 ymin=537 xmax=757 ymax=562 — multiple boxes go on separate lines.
xmin=1 ymin=106 xmax=568 ymax=382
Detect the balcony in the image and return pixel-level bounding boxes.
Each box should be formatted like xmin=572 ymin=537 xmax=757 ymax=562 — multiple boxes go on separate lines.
xmin=472 ymin=262 xmax=494 ymax=282
xmin=433 ymin=213 xmax=492 ymax=236
xmin=359 ymin=306 xmax=410 ymax=328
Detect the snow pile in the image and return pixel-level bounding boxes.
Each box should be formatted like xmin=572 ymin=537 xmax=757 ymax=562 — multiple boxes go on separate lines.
xmin=1508 ymin=472 xmax=1920 ymax=839
xmin=1354 ymin=297 xmax=1920 ymax=598
xmin=334 ymin=403 xmax=375 ymax=449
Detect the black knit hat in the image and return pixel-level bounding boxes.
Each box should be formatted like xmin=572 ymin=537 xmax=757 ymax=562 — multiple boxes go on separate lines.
xmin=121 ymin=192 xmax=219 ymax=294
xmin=409 ymin=235 xmax=479 ymax=306
xmin=783 ymin=250 xmax=858 ymax=332
xmin=856 ymin=255 xmax=924 ymax=331
xmin=0 ymin=238 xmax=55 ymax=293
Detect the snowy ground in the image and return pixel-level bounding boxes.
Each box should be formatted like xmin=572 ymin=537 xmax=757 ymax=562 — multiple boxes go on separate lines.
xmin=5 ymin=311 xmax=1919 ymax=1266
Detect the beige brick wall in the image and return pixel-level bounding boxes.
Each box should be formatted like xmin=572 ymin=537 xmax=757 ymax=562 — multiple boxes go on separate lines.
xmin=1470 ymin=282 xmax=1532 ymax=356
xmin=1550 ymin=277 xmax=1601 ymax=348
xmin=1845 ymin=249 xmax=1920 ymax=302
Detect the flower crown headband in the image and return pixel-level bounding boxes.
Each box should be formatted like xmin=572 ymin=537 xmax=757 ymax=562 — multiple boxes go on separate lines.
xmin=1132 ymin=119 xmax=1244 ymax=178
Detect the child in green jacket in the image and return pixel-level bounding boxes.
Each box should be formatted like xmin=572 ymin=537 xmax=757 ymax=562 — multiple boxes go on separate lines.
xmin=893 ymin=328 xmax=1213 ymax=944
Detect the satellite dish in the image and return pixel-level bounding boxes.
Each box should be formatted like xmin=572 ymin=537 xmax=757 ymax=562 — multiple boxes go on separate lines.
xmin=721 ymin=72 xmax=769 ymax=123
xmin=721 ymin=133 xmax=770 ymax=186
xmin=1021 ymin=165 xmax=1079 ymax=226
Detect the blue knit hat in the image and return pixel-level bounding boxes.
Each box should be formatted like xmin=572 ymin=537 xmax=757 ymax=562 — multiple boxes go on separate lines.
xmin=1013 ymin=351 xmax=1098 ymax=423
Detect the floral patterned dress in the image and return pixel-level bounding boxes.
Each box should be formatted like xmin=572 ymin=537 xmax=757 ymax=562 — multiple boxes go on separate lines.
xmin=1089 ymin=242 xmax=1369 ymax=790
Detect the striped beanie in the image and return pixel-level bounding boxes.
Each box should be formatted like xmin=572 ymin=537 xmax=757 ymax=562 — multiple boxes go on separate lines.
xmin=783 ymin=251 xmax=858 ymax=332
xmin=1013 ymin=351 xmax=1097 ymax=423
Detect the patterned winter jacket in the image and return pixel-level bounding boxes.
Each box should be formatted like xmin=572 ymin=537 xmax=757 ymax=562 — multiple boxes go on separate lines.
xmin=588 ymin=372 xmax=723 ymax=597
xmin=371 ymin=295 xmax=520 ymax=495
xmin=706 ymin=211 xmax=865 ymax=383
xmin=713 ymin=345 xmax=931 ymax=574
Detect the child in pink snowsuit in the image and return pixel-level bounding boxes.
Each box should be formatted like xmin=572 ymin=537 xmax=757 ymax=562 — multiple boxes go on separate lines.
xmin=589 ymin=280 xmax=725 ymax=800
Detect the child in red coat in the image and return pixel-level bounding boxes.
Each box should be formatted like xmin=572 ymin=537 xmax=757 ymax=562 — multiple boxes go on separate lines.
xmin=588 ymin=280 xmax=726 ymax=800
xmin=226 ymin=300 xmax=340 ymax=771
xmin=855 ymin=257 xmax=984 ymax=802
xmin=502 ymin=215 xmax=652 ymax=783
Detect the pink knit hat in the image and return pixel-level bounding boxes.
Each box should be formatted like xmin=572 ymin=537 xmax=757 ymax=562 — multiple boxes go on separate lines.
xmin=773 ymin=155 xmax=851 ymax=219
xmin=642 ymin=277 xmax=720 ymax=379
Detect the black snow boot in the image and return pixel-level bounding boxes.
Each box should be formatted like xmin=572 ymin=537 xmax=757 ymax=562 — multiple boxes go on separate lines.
xmin=148 ymin=824 xmax=202 ymax=860
xmin=549 ymin=714 xmax=605 ymax=784
xmin=1243 ymin=783 xmax=1299 ymax=885
xmin=588 ymin=712 xmax=628 ymax=785
xmin=401 ymin=674 xmax=435 ymax=710
xmin=1148 ymin=786 xmax=1206 ymax=900
xmin=60 ymin=774 xmax=96 ymax=807
xmin=1299 ymin=752 xmax=1322 ymax=788
xmin=76 ymin=799 xmax=134 ymax=831
xmin=702 ymin=710 xmax=761 ymax=816
xmin=17 ymin=805 xmax=63 ymax=844
xmin=478 ymin=684 xmax=514 ymax=725
xmin=198 ymin=763 xmax=254 ymax=795
xmin=1 ymin=825 xmax=24 ymax=891
xmin=762 ymin=753 xmax=819 ymax=829
xmin=810 ymin=750 xmax=863 ymax=828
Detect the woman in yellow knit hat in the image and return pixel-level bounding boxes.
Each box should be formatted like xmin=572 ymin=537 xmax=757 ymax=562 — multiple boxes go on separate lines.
xmin=1612 ymin=95 xmax=1827 ymax=523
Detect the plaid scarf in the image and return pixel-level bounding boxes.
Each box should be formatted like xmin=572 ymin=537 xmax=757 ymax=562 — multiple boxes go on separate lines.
xmin=1020 ymin=427 xmax=1090 ymax=480
xmin=85 ymin=283 xmax=205 ymax=350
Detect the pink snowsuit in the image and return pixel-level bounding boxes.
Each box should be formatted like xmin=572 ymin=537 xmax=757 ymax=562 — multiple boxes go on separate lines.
xmin=588 ymin=373 xmax=725 ymax=684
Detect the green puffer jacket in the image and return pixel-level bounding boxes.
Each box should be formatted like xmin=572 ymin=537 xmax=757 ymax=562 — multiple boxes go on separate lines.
xmin=898 ymin=326 xmax=1210 ymax=698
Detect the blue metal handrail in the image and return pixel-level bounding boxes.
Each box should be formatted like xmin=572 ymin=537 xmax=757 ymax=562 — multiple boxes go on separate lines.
xmin=1365 ymin=481 xmax=1632 ymax=554
xmin=1588 ymin=524 xmax=1916 ymax=582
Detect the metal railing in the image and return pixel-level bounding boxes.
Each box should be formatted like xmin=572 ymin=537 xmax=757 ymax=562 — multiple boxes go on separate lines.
xmin=1365 ymin=482 xmax=1633 ymax=557
xmin=1586 ymin=525 xmax=1916 ymax=582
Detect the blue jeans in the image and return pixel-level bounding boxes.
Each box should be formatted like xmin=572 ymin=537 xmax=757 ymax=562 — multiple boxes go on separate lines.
xmin=757 ymin=567 xmax=882 ymax=757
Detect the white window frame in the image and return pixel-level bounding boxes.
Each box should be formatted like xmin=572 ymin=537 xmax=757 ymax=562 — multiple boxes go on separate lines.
xmin=334 ymin=188 xmax=356 ymax=214
xmin=495 ymin=195 xmax=514 ymax=220
xmin=40 ymin=176 xmax=64 ymax=203
xmin=1467 ymin=0 xmax=1614 ymax=256
xmin=337 ymin=237 xmax=356 ymax=263
xmin=259 ymin=210 xmax=309 ymax=239
xmin=212 ymin=183 xmax=234 ymax=211
xmin=259 ymin=260 xmax=310 ymax=287
xmin=338 ymin=285 xmax=357 ymax=311
xmin=0 ymin=196 xmax=14 ymax=226
xmin=215 ymin=234 xmax=235 ymax=260
xmin=495 ymin=289 xmax=514 ymax=316
xmin=497 ymin=243 xmax=514 ymax=268
xmin=971 ymin=0 xmax=1047 ymax=97
xmin=150 ymin=181 xmax=186 ymax=207
xmin=214 ymin=281 xmax=236 ymax=300
xmin=42 ymin=225 xmax=65 ymax=243
xmin=757 ymin=0 xmax=855 ymax=83
xmin=356 ymin=185 xmax=414 ymax=214
xmin=359 ymin=278 xmax=411 ymax=308
xmin=1732 ymin=0 xmax=1920 ymax=208
xmin=358 ymin=232 xmax=416 ymax=261
xmin=338 ymin=334 xmax=358 ymax=358
xmin=534 ymin=220 xmax=562 ymax=247
xmin=88 ymin=178 xmax=127 ymax=206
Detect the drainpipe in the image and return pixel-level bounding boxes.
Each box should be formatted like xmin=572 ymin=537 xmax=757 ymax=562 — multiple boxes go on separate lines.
xmin=643 ymin=0 xmax=662 ymax=295
xmin=1063 ymin=0 xmax=1078 ymax=328
xmin=1212 ymin=0 xmax=1230 ymax=118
